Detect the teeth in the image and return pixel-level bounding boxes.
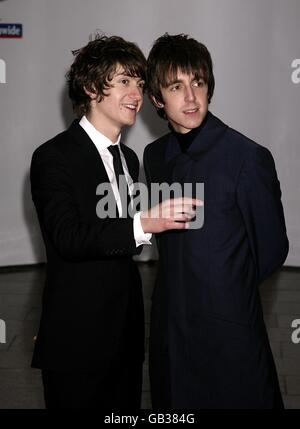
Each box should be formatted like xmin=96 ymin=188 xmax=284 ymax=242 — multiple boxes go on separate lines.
xmin=124 ymin=104 xmax=137 ymax=110
xmin=185 ymin=108 xmax=198 ymax=113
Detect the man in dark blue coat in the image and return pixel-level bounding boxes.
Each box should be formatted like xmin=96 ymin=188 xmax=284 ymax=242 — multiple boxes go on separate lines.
xmin=144 ymin=33 xmax=289 ymax=409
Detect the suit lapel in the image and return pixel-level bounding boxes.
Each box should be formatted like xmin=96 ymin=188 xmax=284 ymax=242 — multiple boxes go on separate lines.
xmin=67 ymin=120 xmax=110 ymax=183
xmin=68 ymin=120 xmax=139 ymax=218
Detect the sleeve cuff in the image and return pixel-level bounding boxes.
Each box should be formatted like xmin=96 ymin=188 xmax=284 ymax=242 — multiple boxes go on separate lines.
xmin=133 ymin=212 xmax=152 ymax=247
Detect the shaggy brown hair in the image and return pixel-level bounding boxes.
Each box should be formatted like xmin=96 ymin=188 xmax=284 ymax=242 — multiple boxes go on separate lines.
xmin=147 ymin=33 xmax=215 ymax=118
xmin=67 ymin=35 xmax=146 ymax=117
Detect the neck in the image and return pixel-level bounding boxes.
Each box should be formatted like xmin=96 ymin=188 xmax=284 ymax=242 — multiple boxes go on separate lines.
xmin=170 ymin=112 xmax=209 ymax=152
xmin=86 ymin=112 xmax=120 ymax=144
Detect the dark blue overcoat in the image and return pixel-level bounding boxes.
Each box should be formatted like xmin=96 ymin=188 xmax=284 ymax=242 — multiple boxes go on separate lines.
xmin=144 ymin=112 xmax=288 ymax=408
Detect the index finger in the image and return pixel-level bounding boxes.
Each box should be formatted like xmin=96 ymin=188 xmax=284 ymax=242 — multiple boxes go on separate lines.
xmin=172 ymin=197 xmax=203 ymax=206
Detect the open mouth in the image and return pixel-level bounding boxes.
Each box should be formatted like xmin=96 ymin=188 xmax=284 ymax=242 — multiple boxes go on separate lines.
xmin=123 ymin=104 xmax=138 ymax=111
xmin=183 ymin=108 xmax=199 ymax=114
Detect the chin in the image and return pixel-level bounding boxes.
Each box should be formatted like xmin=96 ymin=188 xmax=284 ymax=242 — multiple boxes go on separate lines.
xmin=184 ymin=122 xmax=201 ymax=130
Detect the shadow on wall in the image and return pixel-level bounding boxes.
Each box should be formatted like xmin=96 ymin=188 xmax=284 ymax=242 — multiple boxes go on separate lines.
xmin=140 ymin=96 xmax=168 ymax=143
xmin=60 ymin=80 xmax=76 ymax=129
xmin=260 ymin=270 xmax=283 ymax=315
xmin=22 ymin=170 xmax=46 ymax=263
xmin=23 ymin=82 xmax=75 ymax=264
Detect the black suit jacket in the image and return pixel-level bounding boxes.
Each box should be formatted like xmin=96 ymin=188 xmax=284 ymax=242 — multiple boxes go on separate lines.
xmin=31 ymin=120 xmax=144 ymax=370
xmin=143 ymin=112 xmax=288 ymax=408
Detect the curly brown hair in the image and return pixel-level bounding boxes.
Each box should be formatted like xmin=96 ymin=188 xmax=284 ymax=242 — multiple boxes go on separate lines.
xmin=67 ymin=34 xmax=146 ymax=117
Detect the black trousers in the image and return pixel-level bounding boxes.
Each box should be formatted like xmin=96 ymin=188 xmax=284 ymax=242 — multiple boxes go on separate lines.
xmin=41 ymin=361 xmax=143 ymax=409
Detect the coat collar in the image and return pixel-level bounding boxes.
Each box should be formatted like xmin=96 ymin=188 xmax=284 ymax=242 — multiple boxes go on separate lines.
xmin=166 ymin=112 xmax=228 ymax=163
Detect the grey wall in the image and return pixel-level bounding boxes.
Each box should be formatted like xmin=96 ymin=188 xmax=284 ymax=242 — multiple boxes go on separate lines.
xmin=0 ymin=0 xmax=299 ymax=265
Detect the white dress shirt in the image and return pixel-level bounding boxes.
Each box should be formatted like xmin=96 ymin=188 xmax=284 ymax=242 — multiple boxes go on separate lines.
xmin=79 ymin=116 xmax=151 ymax=247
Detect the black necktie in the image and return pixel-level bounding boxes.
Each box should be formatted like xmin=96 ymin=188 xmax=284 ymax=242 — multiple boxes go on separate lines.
xmin=108 ymin=145 xmax=130 ymax=217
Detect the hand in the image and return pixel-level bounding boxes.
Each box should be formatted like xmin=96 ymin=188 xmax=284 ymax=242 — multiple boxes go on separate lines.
xmin=140 ymin=197 xmax=203 ymax=233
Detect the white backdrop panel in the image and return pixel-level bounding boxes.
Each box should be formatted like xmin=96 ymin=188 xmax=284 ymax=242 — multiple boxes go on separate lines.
xmin=0 ymin=0 xmax=299 ymax=265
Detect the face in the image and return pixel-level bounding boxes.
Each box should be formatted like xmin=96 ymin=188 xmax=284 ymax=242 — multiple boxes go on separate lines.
xmin=157 ymin=69 xmax=208 ymax=133
xmin=87 ymin=64 xmax=145 ymax=140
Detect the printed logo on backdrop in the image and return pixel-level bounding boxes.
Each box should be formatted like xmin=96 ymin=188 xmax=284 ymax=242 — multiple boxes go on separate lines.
xmin=291 ymin=319 xmax=300 ymax=344
xmin=0 ymin=23 xmax=23 ymax=38
xmin=0 ymin=58 xmax=6 ymax=83
xmin=291 ymin=59 xmax=300 ymax=84
xmin=0 ymin=319 xmax=6 ymax=344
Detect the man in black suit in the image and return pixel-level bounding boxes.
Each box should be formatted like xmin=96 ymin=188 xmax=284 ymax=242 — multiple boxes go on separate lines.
xmin=30 ymin=35 xmax=197 ymax=409
xmin=144 ymin=33 xmax=289 ymax=408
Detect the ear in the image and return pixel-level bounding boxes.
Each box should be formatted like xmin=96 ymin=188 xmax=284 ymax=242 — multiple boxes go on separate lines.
xmin=83 ymin=86 xmax=98 ymax=101
xmin=151 ymin=95 xmax=164 ymax=109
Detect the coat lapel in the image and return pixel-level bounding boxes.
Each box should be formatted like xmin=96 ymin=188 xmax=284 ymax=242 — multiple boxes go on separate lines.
xmin=67 ymin=120 xmax=110 ymax=183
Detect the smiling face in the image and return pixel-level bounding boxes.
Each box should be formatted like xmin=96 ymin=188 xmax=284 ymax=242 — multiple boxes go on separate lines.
xmin=86 ymin=64 xmax=145 ymax=141
xmin=156 ymin=69 xmax=209 ymax=134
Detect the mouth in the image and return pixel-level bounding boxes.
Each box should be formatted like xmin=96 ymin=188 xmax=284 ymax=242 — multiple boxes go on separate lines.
xmin=183 ymin=107 xmax=199 ymax=115
xmin=122 ymin=104 xmax=138 ymax=112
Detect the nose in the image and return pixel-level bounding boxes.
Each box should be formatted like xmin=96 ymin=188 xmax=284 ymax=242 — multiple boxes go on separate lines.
xmin=184 ymin=85 xmax=196 ymax=102
xmin=129 ymin=83 xmax=143 ymax=101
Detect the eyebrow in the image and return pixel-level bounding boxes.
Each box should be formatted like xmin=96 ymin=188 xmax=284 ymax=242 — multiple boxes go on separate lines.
xmin=166 ymin=78 xmax=182 ymax=86
xmin=165 ymin=76 xmax=204 ymax=87
xmin=114 ymin=72 xmax=145 ymax=81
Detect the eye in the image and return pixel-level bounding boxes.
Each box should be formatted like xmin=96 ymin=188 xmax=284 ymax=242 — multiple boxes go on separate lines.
xmin=193 ymin=79 xmax=205 ymax=87
xmin=120 ymin=78 xmax=129 ymax=85
xmin=138 ymin=80 xmax=145 ymax=89
xmin=170 ymin=84 xmax=181 ymax=92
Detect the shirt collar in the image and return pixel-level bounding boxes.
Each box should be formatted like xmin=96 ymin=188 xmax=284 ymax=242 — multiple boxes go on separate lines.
xmin=79 ymin=115 xmax=121 ymax=151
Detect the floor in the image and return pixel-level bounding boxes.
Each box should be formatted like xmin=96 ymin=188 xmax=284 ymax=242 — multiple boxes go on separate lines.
xmin=0 ymin=263 xmax=299 ymax=409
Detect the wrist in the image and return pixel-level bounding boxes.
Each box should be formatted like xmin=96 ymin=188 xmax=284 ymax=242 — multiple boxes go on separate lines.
xmin=140 ymin=211 xmax=150 ymax=233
